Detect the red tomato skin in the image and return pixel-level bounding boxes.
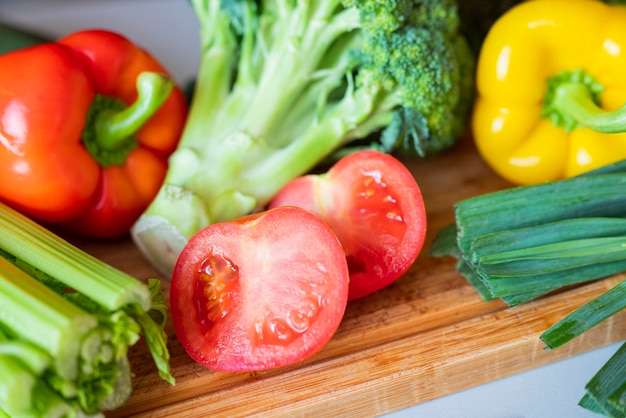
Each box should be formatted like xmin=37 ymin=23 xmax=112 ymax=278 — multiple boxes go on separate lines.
xmin=270 ymin=150 xmax=427 ymax=301
xmin=170 ymin=206 xmax=349 ymax=372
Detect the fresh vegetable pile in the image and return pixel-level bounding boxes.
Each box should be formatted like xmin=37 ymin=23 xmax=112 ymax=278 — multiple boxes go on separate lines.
xmin=0 ymin=13 xmax=429 ymax=413
xmin=131 ymin=0 xmax=474 ymax=278
xmin=2 ymin=0 xmax=626 ymax=416
xmin=0 ymin=201 xmax=172 ymax=417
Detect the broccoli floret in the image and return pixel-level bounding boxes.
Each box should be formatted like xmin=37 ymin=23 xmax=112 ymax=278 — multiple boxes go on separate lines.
xmin=350 ymin=0 xmax=474 ymax=156
xmin=132 ymin=0 xmax=475 ymax=277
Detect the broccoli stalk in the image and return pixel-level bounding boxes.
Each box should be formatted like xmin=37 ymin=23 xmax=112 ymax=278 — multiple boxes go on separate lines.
xmin=131 ymin=0 xmax=475 ymax=277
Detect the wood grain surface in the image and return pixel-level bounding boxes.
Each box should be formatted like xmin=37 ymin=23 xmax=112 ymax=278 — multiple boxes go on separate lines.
xmin=75 ymin=136 xmax=626 ymax=417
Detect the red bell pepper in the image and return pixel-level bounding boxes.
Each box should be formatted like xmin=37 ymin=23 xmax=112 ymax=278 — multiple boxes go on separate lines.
xmin=0 ymin=29 xmax=188 ymax=238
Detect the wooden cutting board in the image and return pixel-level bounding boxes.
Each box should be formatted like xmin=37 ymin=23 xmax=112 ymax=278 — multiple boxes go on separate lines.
xmin=76 ymin=136 xmax=626 ymax=417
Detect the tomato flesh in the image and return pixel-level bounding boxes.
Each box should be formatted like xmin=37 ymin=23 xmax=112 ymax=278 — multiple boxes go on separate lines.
xmin=194 ymin=250 xmax=239 ymax=335
xmin=270 ymin=150 xmax=427 ymax=300
xmin=170 ymin=206 xmax=349 ymax=372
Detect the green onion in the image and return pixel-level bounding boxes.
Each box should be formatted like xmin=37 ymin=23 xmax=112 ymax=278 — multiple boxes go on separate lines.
xmin=541 ymin=279 xmax=626 ymax=349
xmin=579 ymin=343 xmax=626 ymax=418
xmin=431 ymin=222 xmax=494 ymax=300
xmin=0 ymin=201 xmax=174 ymax=416
xmin=431 ymin=159 xmax=626 ymax=417
xmin=455 ymin=172 xmax=626 ymax=259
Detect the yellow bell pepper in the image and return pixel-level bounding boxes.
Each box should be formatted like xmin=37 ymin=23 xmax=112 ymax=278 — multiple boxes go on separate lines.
xmin=472 ymin=0 xmax=626 ymax=185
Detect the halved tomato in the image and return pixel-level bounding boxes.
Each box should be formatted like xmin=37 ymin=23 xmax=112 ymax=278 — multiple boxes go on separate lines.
xmin=269 ymin=150 xmax=427 ymax=300
xmin=169 ymin=206 xmax=349 ymax=372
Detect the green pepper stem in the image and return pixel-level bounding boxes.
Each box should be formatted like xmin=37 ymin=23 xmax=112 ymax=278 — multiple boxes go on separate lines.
xmin=552 ymin=82 xmax=626 ymax=133
xmin=94 ymin=72 xmax=174 ymax=149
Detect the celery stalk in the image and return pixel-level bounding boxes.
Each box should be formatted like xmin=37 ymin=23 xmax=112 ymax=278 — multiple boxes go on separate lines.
xmin=0 ymin=355 xmax=73 ymax=418
xmin=0 ymin=201 xmax=174 ymax=415
xmin=0 ymin=257 xmax=96 ymax=381
xmin=28 ymin=380 xmax=75 ymax=418
xmin=0 ymin=340 xmax=49 ymax=376
xmin=0 ymin=323 xmax=50 ymax=375
xmin=0 ymin=201 xmax=150 ymax=312
xmin=0 ymin=354 xmax=38 ymax=415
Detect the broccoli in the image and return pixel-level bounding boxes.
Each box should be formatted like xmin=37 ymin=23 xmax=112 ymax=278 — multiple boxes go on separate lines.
xmin=131 ymin=0 xmax=475 ymax=277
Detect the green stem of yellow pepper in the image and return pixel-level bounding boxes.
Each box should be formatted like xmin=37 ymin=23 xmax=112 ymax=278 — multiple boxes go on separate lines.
xmin=543 ymin=69 xmax=626 ymax=134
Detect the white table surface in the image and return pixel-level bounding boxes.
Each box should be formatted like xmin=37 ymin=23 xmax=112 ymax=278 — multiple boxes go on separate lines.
xmin=1 ymin=1 xmax=623 ymax=417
